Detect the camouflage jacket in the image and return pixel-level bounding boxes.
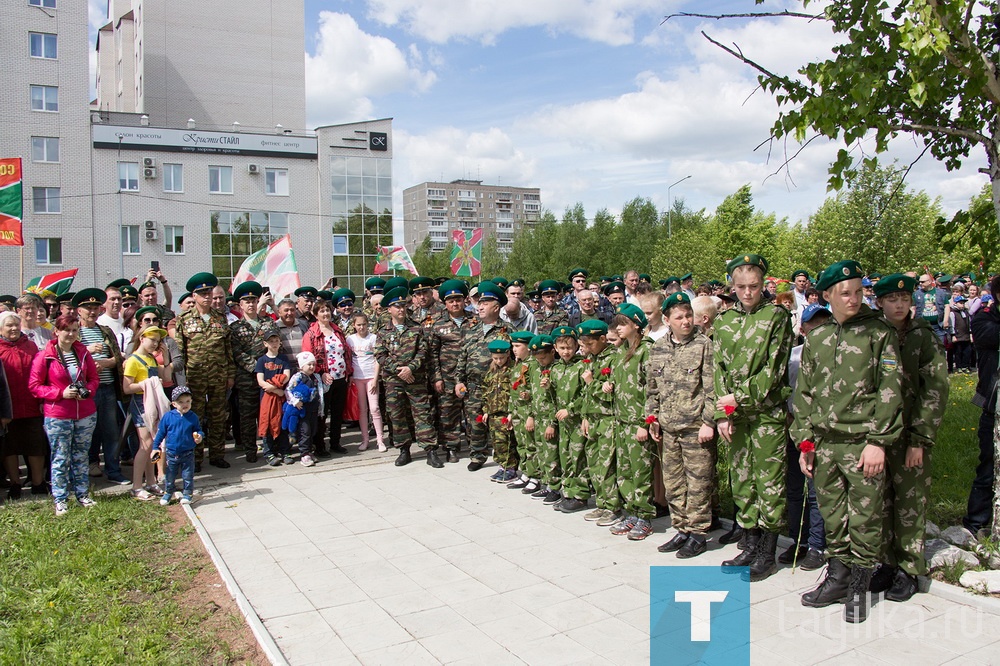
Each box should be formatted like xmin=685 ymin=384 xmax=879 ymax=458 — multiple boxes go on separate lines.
xmin=230 ymin=316 xmax=279 ymax=374
xmin=791 ymin=305 xmax=903 ymax=447
xmin=551 ymin=356 xmax=584 ymax=419
xmin=611 ymin=338 xmax=651 ymax=426
xmin=713 ymin=300 xmax=793 ymax=421
xmin=890 ymin=315 xmax=949 ymax=448
xmin=646 ymin=332 xmax=716 ymax=432
xmin=408 ymin=301 xmax=448 ymax=329
xmin=529 ymin=359 xmax=558 ymax=427
xmin=509 ymin=358 xmax=535 ymax=421
xmin=580 ymin=344 xmax=616 ymax=418
xmin=482 ymin=362 xmax=512 ymax=416
xmin=176 ymin=308 xmax=235 ymax=381
xmin=430 ymin=314 xmax=478 ymax=386
xmin=374 ymin=318 xmax=428 ymax=383
xmin=335 ymin=313 xmax=357 ymax=337
xmin=536 ymin=307 xmax=569 ymax=336
xmin=456 ymin=321 xmax=511 ymax=386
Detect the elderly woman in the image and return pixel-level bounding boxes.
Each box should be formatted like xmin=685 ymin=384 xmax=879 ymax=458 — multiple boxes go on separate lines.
xmin=17 ymin=293 xmax=52 ymax=349
xmin=0 ymin=311 xmax=48 ymax=499
xmin=28 ymin=314 xmax=100 ymax=516
xmin=302 ymin=300 xmax=353 ymax=456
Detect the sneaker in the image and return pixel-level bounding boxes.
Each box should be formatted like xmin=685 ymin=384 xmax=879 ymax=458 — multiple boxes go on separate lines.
xmin=159 ymin=496 xmax=170 ymax=506
xmin=489 ymin=469 xmax=503 ymax=482
xmin=800 ymin=548 xmax=827 ymax=571
xmin=627 ymin=518 xmax=654 ymax=541
xmin=559 ymin=498 xmax=589 ymax=513
xmin=583 ymin=508 xmax=605 ymax=521
xmin=597 ymin=510 xmax=625 ymax=527
xmin=283 ymin=455 xmax=295 ymax=465
xmin=300 ymin=454 xmax=316 ymax=467
xmin=78 ymin=497 xmax=97 ymax=508
xmin=88 ymin=462 xmax=103 ymax=477
xmin=180 ymin=497 xmax=192 ymax=505
xmin=267 ymin=455 xmax=281 ymax=467
xmin=530 ymin=486 xmax=550 ymax=499
xmin=54 ymin=501 xmax=69 ymax=516
xmin=610 ymin=515 xmax=638 ymax=535
xmin=498 ymin=469 xmax=518 ymax=483
xmin=542 ymin=490 xmax=562 ymax=504
xmin=131 ymin=488 xmax=155 ymax=501
xmin=106 ymin=474 xmax=131 ymax=486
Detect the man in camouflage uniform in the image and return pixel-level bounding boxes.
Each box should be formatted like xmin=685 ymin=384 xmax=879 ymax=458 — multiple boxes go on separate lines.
xmin=456 ymin=282 xmax=511 ymax=471
xmin=792 ymin=260 xmax=904 ymax=624
xmin=361 ymin=277 xmax=385 ymax=321
xmin=333 ymin=288 xmax=358 ymax=336
xmin=482 ymin=339 xmax=517 ymax=478
xmin=647 ymin=292 xmax=717 ymax=559
xmin=714 ymin=254 xmax=793 ymax=582
xmin=535 ymin=280 xmax=569 ymax=335
xmin=873 ymin=274 xmax=948 ymax=602
xmin=230 ymin=281 xmax=279 ymax=463
xmin=374 ymin=286 xmax=442 ymax=468
xmin=578 ymin=319 xmax=621 ymax=525
xmin=431 ymin=280 xmax=478 ymax=463
xmin=177 ymin=272 xmax=235 ymax=470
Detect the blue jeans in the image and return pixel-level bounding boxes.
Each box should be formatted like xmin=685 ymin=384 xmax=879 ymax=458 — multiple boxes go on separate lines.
xmin=46 ymin=413 xmax=97 ymax=503
xmin=164 ymin=450 xmax=195 ymax=500
xmin=297 ymin=402 xmax=319 ymax=455
xmin=262 ymin=430 xmax=290 ymax=458
xmin=89 ymin=384 xmax=123 ymax=478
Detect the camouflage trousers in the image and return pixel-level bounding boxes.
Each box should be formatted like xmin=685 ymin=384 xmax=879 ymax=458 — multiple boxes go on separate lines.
xmin=558 ymin=417 xmax=587 ymax=499
xmin=435 ymin=385 xmax=463 ymax=452
xmin=883 ymin=442 xmax=931 ymax=576
xmin=465 ymin=380 xmax=489 ymax=462
xmin=487 ymin=415 xmax=518 ymax=469
xmin=235 ymin=369 xmax=260 ymax=456
xmin=730 ymin=411 xmax=787 ymax=532
xmin=616 ymin=422 xmax=655 ymax=520
xmin=45 ymin=414 xmax=96 ymax=504
xmin=535 ymin=422 xmax=560 ymax=489
xmin=384 ymin=378 xmax=436 ymax=450
xmin=188 ymin=370 xmax=229 ymax=463
xmin=513 ymin=414 xmax=537 ymax=479
xmin=815 ymin=439 xmax=887 ymax=568
xmin=660 ymin=427 xmax=716 ymax=534
xmin=586 ymin=416 xmax=620 ymax=512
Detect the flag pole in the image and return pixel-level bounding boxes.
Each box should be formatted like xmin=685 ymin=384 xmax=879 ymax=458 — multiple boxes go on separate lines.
xmin=19 ymin=247 xmax=24 ymax=293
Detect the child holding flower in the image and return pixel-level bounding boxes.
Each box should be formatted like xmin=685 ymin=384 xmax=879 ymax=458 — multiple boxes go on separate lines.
xmin=551 ymin=326 xmax=588 ymax=512
xmin=506 ymin=331 xmax=537 ymax=491
xmin=481 ymin=339 xmax=517 ymax=482
xmin=577 ymin=319 xmax=620 ymax=526
xmin=525 ymin=335 xmax=559 ymax=502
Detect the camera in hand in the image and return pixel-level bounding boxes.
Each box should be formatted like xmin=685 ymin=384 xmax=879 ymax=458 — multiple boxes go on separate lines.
xmin=70 ymin=381 xmax=91 ymax=399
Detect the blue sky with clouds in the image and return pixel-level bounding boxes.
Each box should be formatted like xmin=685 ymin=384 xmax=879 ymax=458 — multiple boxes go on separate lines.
xmin=91 ymin=0 xmax=989 ymax=233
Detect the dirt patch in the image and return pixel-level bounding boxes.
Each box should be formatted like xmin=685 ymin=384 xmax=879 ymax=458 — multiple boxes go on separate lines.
xmin=163 ymin=506 xmax=271 ymax=665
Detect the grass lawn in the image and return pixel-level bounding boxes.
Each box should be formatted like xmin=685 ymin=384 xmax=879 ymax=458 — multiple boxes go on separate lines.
xmin=0 ymin=494 xmax=262 ymax=665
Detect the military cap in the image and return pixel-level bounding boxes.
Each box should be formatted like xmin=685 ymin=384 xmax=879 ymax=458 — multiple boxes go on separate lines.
xmin=658 ymin=279 xmax=670 ymax=289
xmin=664 ymin=276 xmax=681 ymax=286
xmin=138 ymin=281 xmax=158 ymax=293
xmin=382 ymin=286 xmax=408 ymax=308
xmin=490 ymin=277 xmax=510 ymax=289
xmin=726 ymin=254 xmax=769 ymax=275
xmin=435 ymin=277 xmax=448 ymax=286
xmin=178 ymin=292 xmax=193 ymax=304
xmin=509 ymin=278 xmax=525 ymax=288
xmin=868 ymin=272 xmax=883 ymax=281
xmin=563 ymin=284 xmax=574 ymax=294
xmin=409 ymin=277 xmax=435 ymax=293
xmin=791 ymin=269 xmax=810 ymax=281
xmin=225 ymin=295 xmax=236 ymax=305
xmin=600 ymin=276 xmax=613 ymax=283
xmin=611 ymin=274 xmax=623 ymax=282
xmin=332 ymin=288 xmax=356 ymax=306
xmin=638 ymin=273 xmax=652 ymax=282
xmin=439 ymin=279 xmax=469 ymax=300
xmin=662 ymin=291 xmax=691 ymax=314
xmin=680 ymin=273 xmax=693 ymax=282
xmin=57 ymin=292 xmax=75 ymax=304
xmin=106 ymin=278 xmax=132 ymax=290
xmin=0 ymin=295 xmax=16 ymax=308
xmin=603 ymin=281 xmax=626 ymax=297
xmin=568 ymin=268 xmax=589 ymax=281
xmin=365 ymin=277 xmax=386 ymax=294
xmin=120 ymin=285 xmax=139 ymax=301
xmin=72 ymin=288 xmax=106 ymax=308
xmin=526 ymin=290 xmax=541 ymax=301
xmin=551 ymin=325 xmax=578 ymax=339
xmin=528 ymin=334 xmax=555 ymax=352
xmin=510 ymin=331 xmax=535 ymax=344
xmin=538 ymin=279 xmax=561 ymax=295
xmin=294 ymin=286 xmax=318 ymax=298
xmin=616 ymin=303 xmax=647 ymax=329
xmin=487 ymin=339 xmax=512 ymax=353
xmin=316 ymin=290 xmax=334 ymax=303
xmin=816 ymin=260 xmax=864 ymax=292
xmin=187 ymin=272 xmax=219 ymax=293
xmin=384 ymin=277 xmax=409 ymax=293
xmin=232 ymin=281 xmax=263 ymax=300
xmin=937 ymin=273 xmax=953 ymax=284
xmin=476 ymin=281 xmax=508 ymax=306
xmin=135 ymin=305 xmax=161 ymax=322
xmin=576 ymin=319 xmax=609 ymax=337
xmin=873 ymin=273 xmax=917 ymax=299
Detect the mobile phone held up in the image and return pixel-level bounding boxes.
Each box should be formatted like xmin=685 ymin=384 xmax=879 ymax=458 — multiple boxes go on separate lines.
xmin=151 ymin=260 xmax=160 ymax=272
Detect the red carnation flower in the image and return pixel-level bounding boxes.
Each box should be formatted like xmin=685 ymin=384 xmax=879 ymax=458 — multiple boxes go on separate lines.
xmin=645 ymin=415 xmax=657 ymax=425
xmin=512 ymin=381 xmax=520 ymax=390
xmin=799 ymin=440 xmax=816 ymax=454
xmin=600 ymin=367 xmax=611 ymax=376
xmin=541 ymin=369 xmax=551 ymax=376
xmin=582 ymin=359 xmax=592 ymax=364
xmin=723 ymin=405 xmax=736 ymax=416
xmin=501 ymin=416 xmax=510 ymax=426
xmin=475 ymin=414 xmax=484 ymax=423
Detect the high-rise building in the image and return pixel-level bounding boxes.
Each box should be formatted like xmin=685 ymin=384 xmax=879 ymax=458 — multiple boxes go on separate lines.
xmin=402 ymin=180 xmax=542 ymax=254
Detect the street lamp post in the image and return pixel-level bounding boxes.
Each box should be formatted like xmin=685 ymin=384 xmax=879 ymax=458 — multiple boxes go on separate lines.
xmin=667 ymin=175 xmax=692 ymax=238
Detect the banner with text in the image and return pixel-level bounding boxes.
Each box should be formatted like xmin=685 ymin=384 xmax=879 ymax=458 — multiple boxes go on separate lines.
xmin=0 ymin=158 xmax=24 ymax=247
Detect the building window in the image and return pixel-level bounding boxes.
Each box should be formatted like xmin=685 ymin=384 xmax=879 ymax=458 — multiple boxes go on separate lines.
xmin=35 ymin=238 xmax=61 ymax=265
xmin=211 ymin=210 xmax=288 ymax=283
xmin=32 ymin=187 xmax=60 ymax=213
xmin=332 ymin=234 xmax=348 ymax=256
xmin=328 ymin=155 xmax=393 ymax=293
xmin=30 ymin=85 xmax=58 ymax=112
xmin=209 ymin=166 xmax=233 ymax=194
xmin=164 ymin=225 xmax=184 ymax=254
xmin=29 ymin=0 xmax=57 ymax=7
xmin=29 ymin=32 xmax=57 ymax=59
xmin=265 ymin=168 xmax=289 ymax=196
xmin=118 ymin=162 xmax=139 ymax=191
xmin=30 ymin=137 xmax=59 ymax=163
xmin=121 ymin=225 xmax=140 ymax=254
xmin=163 ymin=164 xmax=183 ymax=192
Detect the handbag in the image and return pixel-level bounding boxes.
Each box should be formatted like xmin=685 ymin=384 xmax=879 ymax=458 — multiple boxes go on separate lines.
xmin=343 ymin=380 xmax=360 ymax=421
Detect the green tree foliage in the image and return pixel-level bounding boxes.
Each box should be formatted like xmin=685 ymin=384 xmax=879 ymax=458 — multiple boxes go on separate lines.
xmin=939 ymin=184 xmax=998 ymax=273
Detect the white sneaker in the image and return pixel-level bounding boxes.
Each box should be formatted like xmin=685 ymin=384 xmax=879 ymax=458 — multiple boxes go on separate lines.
xmin=78 ymin=497 xmax=97 ymax=508
xmin=159 ymin=496 xmax=170 ymax=506
xmin=54 ymin=501 xmax=69 ymax=516
xmin=300 ymin=454 xmax=316 ymax=467
xmin=180 ymin=497 xmax=192 ymax=505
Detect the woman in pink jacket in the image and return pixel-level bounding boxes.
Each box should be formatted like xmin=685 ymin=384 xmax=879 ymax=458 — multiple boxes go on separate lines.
xmin=28 ymin=314 xmax=99 ymax=516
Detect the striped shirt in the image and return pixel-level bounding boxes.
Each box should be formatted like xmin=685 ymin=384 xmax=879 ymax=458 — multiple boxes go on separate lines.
xmin=80 ymin=326 xmax=115 ymax=385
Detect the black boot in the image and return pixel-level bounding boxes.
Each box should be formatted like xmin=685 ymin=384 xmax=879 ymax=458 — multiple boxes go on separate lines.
xmin=426 ymin=448 xmax=444 ymax=468
xmin=885 ymin=569 xmax=919 ymax=603
xmin=394 ymin=446 xmax=412 ymax=467
xmin=801 ymin=559 xmax=850 ymax=608
xmin=719 ymin=522 xmax=745 ymax=546
xmin=745 ymin=530 xmax=779 ymax=582
xmin=845 ymin=566 xmax=875 ymax=623
xmin=869 ymin=564 xmax=896 ymax=594
xmin=721 ymin=528 xmax=759 ymax=572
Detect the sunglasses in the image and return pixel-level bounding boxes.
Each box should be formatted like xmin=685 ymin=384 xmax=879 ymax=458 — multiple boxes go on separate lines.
xmin=141 ymin=317 xmax=160 ymax=323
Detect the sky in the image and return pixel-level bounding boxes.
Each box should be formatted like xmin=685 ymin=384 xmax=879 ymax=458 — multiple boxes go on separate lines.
xmin=89 ymin=0 xmax=990 ymax=233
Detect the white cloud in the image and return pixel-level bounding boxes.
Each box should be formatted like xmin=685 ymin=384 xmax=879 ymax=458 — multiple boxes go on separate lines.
xmin=305 ymin=12 xmax=436 ymax=126
xmin=88 ymin=0 xmax=108 ymax=30
xmin=395 ymin=126 xmax=538 ymax=187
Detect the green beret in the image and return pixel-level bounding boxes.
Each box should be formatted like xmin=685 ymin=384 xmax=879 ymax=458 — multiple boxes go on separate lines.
xmin=869 ymin=272 xmax=883 ymax=280
xmin=365 ymin=277 xmax=386 ymax=293
xmin=509 ymin=279 xmax=525 ymax=288
xmin=791 ymin=270 xmax=810 ymax=280
xmin=816 ymin=260 xmax=864 ymax=292
xmin=106 ymin=278 xmax=132 ymax=290
xmin=382 ymin=287 xmax=408 ymax=308
xmin=638 ymin=273 xmax=652 ymax=282
xmin=316 ymin=290 xmax=334 ymax=303
xmin=178 ymin=292 xmax=193 ymax=304
xmin=384 ymin=277 xmax=409 ymax=293
xmin=726 ymin=254 xmax=769 ymax=276
xmin=294 ymin=286 xmax=318 ymax=298
xmin=873 ymin=273 xmax=917 ymax=298
xmin=138 ymin=281 xmax=157 ymax=292
xmin=680 ymin=273 xmax=693 ymax=282
xmin=568 ymin=268 xmax=589 ymax=281
xmin=409 ymin=277 xmax=435 ymax=293
xmin=490 ymin=277 xmax=510 ymax=289
xmin=662 ymin=291 xmax=691 ymax=314
xmin=72 ymin=288 xmax=106 ymax=308
xmin=475 ymin=282 xmax=508 ymax=306
xmin=332 ymin=289 xmax=356 ymax=306
xmin=0 ymin=295 xmax=17 ymax=307
xmin=576 ymin=319 xmax=609 ymax=337
xmin=528 ymin=334 xmax=555 ymax=351
xmin=538 ymin=279 xmax=561 ymax=295
xmin=552 ymin=325 xmax=578 ymax=339
xmin=135 ymin=305 xmax=161 ymax=322
xmin=120 ymin=285 xmax=139 ymax=300
xmin=603 ymin=281 xmax=626 ymax=296
xmin=487 ymin=339 xmax=512 ymax=353
xmin=658 ymin=279 xmax=670 ymax=288
xmin=616 ymin=303 xmax=647 ymax=329
xmin=57 ymin=292 xmax=75 ymax=304
xmin=233 ymin=281 xmax=263 ymax=300
xmin=187 ymin=272 xmax=219 ymax=293
xmin=510 ymin=331 xmax=535 ymax=344
xmin=438 ymin=279 xmax=469 ymax=300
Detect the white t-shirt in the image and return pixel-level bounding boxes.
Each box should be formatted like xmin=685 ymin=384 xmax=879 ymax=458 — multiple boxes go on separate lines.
xmin=98 ymin=312 xmax=133 ymax=352
xmin=347 ymin=333 xmax=377 ymax=379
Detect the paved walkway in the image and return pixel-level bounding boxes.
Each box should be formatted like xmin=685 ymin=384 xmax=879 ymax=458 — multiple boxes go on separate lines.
xmin=188 ymin=438 xmax=1000 ymax=665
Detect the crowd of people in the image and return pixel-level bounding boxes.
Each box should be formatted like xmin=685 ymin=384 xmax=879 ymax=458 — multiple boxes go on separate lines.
xmin=0 ymin=261 xmax=995 ymax=625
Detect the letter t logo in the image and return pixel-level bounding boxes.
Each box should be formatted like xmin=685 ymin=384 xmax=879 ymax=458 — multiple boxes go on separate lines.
xmin=674 ymin=590 xmax=729 ymax=641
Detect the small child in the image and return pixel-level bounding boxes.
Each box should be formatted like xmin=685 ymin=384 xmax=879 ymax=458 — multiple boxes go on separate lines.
xmin=346 ymin=312 xmax=385 ymax=452
xmin=551 ymin=326 xmax=587 ymax=512
xmin=605 ymin=327 xmax=623 ymax=347
xmin=482 ymin=339 xmax=518 ymax=482
xmin=526 ymin=335 xmax=559 ymax=502
xmin=640 ymin=293 xmax=667 ymax=342
xmin=256 ymin=330 xmax=292 ymax=466
xmin=578 ymin=319 xmax=620 ymax=527
xmin=691 ymin=295 xmax=718 ymax=339
xmin=151 ymin=386 xmax=203 ymax=505
xmin=506 ymin=331 xmax=537 ymax=490
xmin=288 ymin=351 xmax=321 ymax=467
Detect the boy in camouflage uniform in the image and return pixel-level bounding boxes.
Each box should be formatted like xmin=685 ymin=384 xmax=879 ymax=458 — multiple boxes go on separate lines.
xmin=505 ymin=332 xmax=537 ymax=491
xmin=578 ymin=319 xmax=621 ymax=526
xmin=525 ymin=335 xmax=559 ymax=501
xmin=793 ymin=261 xmax=904 ymax=623
xmin=872 ymin=274 xmax=948 ymax=602
xmin=482 ymin=339 xmax=518 ymax=481
xmin=647 ymin=293 xmax=717 ymax=559
xmin=551 ymin=326 xmax=588 ymax=513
